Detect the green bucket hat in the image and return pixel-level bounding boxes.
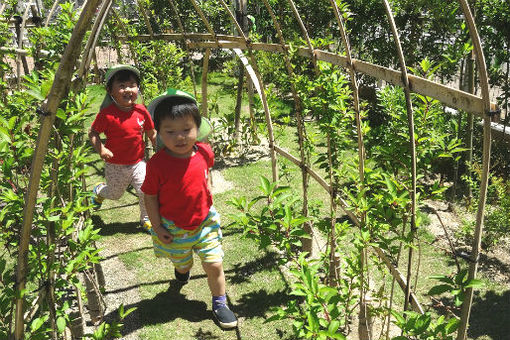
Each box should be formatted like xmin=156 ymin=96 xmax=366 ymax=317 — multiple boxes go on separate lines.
xmin=148 ymin=88 xmax=212 ymax=143
xmin=100 ymin=64 xmax=141 ymax=110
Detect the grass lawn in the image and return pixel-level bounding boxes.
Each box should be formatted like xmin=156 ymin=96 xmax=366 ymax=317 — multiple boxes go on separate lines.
xmin=83 ymin=72 xmax=509 ymax=340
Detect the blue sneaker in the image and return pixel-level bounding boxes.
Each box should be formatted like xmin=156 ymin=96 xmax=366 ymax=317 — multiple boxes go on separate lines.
xmin=213 ymin=305 xmax=238 ymax=329
xmin=91 ymin=183 xmax=105 ymax=210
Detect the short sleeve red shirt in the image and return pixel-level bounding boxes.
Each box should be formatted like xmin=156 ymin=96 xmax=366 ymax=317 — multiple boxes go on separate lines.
xmin=90 ymin=103 xmax=154 ymax=165
xmin=141 ymin=142 xmax=214 ymax=230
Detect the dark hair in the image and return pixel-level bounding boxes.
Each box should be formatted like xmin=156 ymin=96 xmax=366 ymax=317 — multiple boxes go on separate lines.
xmin=153 ymin=97 xmax=201 ymax=132
xmin=106 ymin=69 xmax=140 ymax=90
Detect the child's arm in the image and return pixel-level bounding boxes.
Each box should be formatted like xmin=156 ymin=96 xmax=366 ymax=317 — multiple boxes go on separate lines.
xmin=145 ymin=128 xmax=157 ymax=148
xmin=207 ymin=168 xmax=213 ymax=193
xmin=145 ymin=193 xmax=173 ymax=244
xmin=88 ymin=128 xmax=113 ymax=161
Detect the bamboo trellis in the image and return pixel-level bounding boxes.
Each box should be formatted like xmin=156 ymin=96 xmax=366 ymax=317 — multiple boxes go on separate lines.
xmin=7 ymin=0 xmax=500 ymax=339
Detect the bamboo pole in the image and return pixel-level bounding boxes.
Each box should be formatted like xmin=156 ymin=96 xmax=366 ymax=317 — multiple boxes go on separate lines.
xmin=214 ymin=0 xmax=278 ymax=182
xmin=14 ymin=1 xmax=102 ymax=338
xmin=187 ymin=0 xmax=222 ymax=49
xmin=285 ymin=0 xmax=319 ymax=260
xmin=135 ymin=0 xmax=154 ymax=37
xmin=167 ymin=0 xmax=198 ymax=98
xmin=328 ymin=0 xmax=371 ymax=336
xmin=456 ymin=0 xmax=492 ymax=338
xmin=76 ymin=0 xmax=113 ymax=82
xmin=383 ymin=0 xmax=418 ymax=314
xmin=232 ymin=0 xmax=247 ymax=144
xmin=70 ymin=2 xmax=113 ymax=323
xmin=465 ymin=53 xmax=475 ymax=201
xmin=44 ymin=0 xmax=61 ymax=27
xmin=117 ymin=33 xmax=494 ymax=116
xmin=46 ymin=131 xmax=62 ymax=340
xmin=201 ymin=48 xmax=211 ymax=118
xmin=261 ymin=0 xmax=314 ymax=254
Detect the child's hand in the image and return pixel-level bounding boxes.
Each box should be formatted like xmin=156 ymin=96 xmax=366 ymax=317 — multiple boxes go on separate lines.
xmin=154 ymin=225 xmax=173 ymax=244
xmin=100 ymin=147 xmax=114 ymax=161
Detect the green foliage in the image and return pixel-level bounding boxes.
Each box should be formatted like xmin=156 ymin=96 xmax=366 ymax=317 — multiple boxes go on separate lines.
xmin=391 ymin=310 xmax=459 ymax=340
xmin=228 ymin=176 xmax=311 ymax=260
xmin=266 ymin=254 xmax=347 ymax=340
xmin=367 ymin=60 xmax=466 ymax=198
xmin=129 ymin=40 xmax=191 ymax=101
xmin=228 ymin=176 xmax=361 ymax=339
xmin=85 ymin=304 xmax=136 ymax=340
xmin=461 ymin=168 xmax=510 ymax=250
xmin=28 ymin=2 xmax=79 ymax=69
xmin=0 ymin=63 xmax=117 ymax=338
xmin=428 ymin=269 xmax=484 ymax=311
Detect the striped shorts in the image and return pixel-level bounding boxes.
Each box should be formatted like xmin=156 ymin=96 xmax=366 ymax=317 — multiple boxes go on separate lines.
xmin=151 ymin=207 xmax=224 ymax=269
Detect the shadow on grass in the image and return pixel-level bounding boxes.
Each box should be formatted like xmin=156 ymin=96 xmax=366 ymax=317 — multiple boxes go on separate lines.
xmin=105 ymin=280 xmax=211 ymax=338
xmin=92 ymin=215 xmax=140 ymax=236
xmin=477 ymin=251 xmax=510 ymax=281
xmin=99 ymin=246 xmax=153 ymax=261
xmin=227 ymin=251 xmax=282 ymax=285
xmin=221 ymin=226 xmax=244 ymax=237
xmin=235 ymin=288 xmax=294 ymax=319
xmin=467 ymin=289 xmax=510 ymax=339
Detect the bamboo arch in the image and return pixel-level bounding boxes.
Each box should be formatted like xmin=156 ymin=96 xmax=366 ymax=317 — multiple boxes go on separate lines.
xmin=5 ymin=0 xmax=498 ymax=339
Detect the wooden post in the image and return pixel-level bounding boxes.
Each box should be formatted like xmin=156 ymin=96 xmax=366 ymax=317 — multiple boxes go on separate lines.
xmin=14 ymin=1 xmax=102 ymax=338
xmin=465 ymin=53 xmax=475 ymax=202
xmin=202 ymin=48 xmax=211 ymax=118
xmin=233 ymin=0 xmax=248 ymax=143
xmin=383 ymin=0 xmax=418 ymax=316
xmin=456 ymin=0 xmax=492 ymax=337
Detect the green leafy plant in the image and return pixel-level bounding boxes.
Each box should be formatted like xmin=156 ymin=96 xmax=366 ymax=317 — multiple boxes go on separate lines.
xmin=428 ymin=269 xmax=484 ymax=309
xmin=85 ymin=304 xmax=136 ymax=340
xmin=228 ymin=176 xmax=311 ymax=260
xmin=266 ymin=254 xmax=347 ymax=340
xmin=391 ymin=310 xmax=459 ymax=340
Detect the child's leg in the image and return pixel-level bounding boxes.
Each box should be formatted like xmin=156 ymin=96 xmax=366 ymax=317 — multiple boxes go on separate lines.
xmin=202 ymin=262 xmax=226 ymax=297
xmin=194 ymin=208 xmax=237 ymax=328
xmin=98 ymin=163 xmax=131 ymax=200
xmin=130 ymin=160 xmax=148 ymax=223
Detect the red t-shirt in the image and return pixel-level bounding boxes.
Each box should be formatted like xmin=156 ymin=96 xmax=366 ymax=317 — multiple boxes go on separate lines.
xmin=91 ymin=103 xmax=154 ymax=165
xmin=141 ymin=142 xmax=214 ymax=230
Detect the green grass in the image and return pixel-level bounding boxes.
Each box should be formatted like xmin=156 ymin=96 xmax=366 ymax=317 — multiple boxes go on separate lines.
xmin=84 ymin=72 xmax=509 ymax=340
xmin=91 ymin=158 xmax=296 ymax=339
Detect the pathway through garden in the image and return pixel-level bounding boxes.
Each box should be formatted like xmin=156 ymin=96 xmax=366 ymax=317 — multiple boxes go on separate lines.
xmin=85 ymin=169 xmax=293 ymax=340
xmin=85 ymin=161 xmax=510 ymax=340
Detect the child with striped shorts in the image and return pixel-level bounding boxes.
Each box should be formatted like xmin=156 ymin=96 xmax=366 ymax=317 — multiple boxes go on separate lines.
xmin=141 ymin=89 xmax=237 ymax=329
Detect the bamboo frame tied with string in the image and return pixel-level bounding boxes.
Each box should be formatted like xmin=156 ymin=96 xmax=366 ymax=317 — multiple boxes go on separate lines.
xmin=6 ymin=1 xmax=499 ymax=339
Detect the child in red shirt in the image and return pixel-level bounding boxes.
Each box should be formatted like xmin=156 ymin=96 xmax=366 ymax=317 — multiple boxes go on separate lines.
xmin=88 ymin=65 xmax=156 ymax=231
xmin=141 ymin=89 xmax=237 ymax=329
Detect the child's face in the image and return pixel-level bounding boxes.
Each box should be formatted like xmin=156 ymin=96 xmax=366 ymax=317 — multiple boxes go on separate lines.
xmin=108 ymin=76 xmax=139 ymax=110
xmin=159 ymin=114 xmax=198 ymax=158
